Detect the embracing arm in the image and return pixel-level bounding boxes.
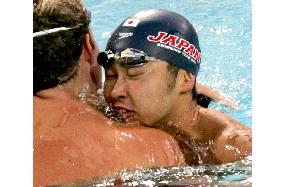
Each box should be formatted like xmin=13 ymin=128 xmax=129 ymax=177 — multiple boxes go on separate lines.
xmin=196 ymin=82 xmax=238 ymax=109
xmin=197 ymin=108 xmax=252 ymax=163
xmin=213 ymin=120 xmax=251 ymax=163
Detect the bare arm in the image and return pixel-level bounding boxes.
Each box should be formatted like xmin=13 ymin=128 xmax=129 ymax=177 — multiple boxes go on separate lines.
xmin=196 ymin=82 xmax=238 ymax=109
xmin=197 ymin=108 xmax=252 ymax=163
xmin=213 ymin=121 xmax=252 ymax=163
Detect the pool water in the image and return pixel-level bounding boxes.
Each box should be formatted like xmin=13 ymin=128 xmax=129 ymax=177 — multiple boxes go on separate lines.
xmin=93 ymin=157 xmax=252 ymax=186
xmin=83 ymin=0 xmax=252 ymax=186
xmin=54 ymin=157 xmax=252 ymax=186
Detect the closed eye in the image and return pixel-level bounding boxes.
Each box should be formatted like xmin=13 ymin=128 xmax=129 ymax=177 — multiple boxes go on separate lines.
xmin=105 ymin=69 xmax=117 ymax=81
xmin=128 ymin=71 xmax=144 ymax=77
xmin=127 ymin=68 xmax=145 ymax=78
xmin=105 ymin=75 xmax=117 ymax=83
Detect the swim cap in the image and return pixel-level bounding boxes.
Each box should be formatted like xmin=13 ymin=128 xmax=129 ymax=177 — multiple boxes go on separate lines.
xmin=105 ymin=9 xmax=201 ymax=75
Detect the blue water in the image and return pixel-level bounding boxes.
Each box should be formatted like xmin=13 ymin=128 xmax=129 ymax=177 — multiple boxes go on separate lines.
xmin=84 ymin=0 xmax=252 ymax=128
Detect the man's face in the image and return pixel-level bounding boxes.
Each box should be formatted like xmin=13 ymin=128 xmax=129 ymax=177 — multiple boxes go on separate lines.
xmin=103 ymin=60 xmax=178 ymax=126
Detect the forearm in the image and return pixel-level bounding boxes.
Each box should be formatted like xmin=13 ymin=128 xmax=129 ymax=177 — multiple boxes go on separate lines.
xmin=196 ymin=83 xmax=237 ymax=109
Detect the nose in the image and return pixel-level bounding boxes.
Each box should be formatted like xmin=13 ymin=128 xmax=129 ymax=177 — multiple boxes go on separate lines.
xmin=110 ymin=76 xmax=128 ymax=100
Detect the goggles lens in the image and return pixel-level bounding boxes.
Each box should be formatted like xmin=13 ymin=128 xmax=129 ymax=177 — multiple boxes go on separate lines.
xmin=97 ymin=48 xmax=156 ymax=68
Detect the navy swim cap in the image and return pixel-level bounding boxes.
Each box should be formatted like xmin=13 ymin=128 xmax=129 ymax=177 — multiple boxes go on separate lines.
xmin=105 ymin=9 xmax=201 ymax=75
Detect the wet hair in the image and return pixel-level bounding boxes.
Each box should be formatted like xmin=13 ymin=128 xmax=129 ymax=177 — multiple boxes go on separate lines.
xmin=33 ymin=0 xmax=90 ymax=94
xmin=166 ymin=63 xmax=179 ymax=91
xmin=167 ymin=65 xmax=210 ymax=108
xmin=167 ymin=63 xmax=197 ymax=100
xmin=196 ymin=94 xmax=211 ymax=108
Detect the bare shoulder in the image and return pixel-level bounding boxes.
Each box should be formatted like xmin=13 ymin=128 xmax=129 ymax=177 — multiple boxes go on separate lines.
xmin=118 ymin=125 xmax=185 ymax=164
xmin=34 ymin=99 xmax=185 ymax=185
xmin=121 ymin=125 xmax=186 ymax=148
xmin=33 ymin=98 xmax=118 ymax=185
xmin=196 ymin=107 xmax=249 ymax=140
xmin=121 ymin=125 xmax=180 ymax=137
xmin=199 ymin=107 xmax=248 ymax=128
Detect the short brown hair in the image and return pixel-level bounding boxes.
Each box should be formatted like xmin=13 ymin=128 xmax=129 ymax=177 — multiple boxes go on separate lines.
xmin=33 ymin=0 xmax=90 ymax=94
xmin=167 ymin=63 xmax=197 ymax=99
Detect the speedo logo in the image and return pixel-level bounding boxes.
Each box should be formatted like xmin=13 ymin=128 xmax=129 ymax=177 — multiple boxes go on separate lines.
xmin=118 ymin=32 xmax=133 ymax=39
xmin=147 ymin=31 xmax=201 ymax=64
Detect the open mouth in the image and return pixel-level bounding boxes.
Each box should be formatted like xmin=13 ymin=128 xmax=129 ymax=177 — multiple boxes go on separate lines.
xmin=113 ymin=108 xmax=137 ymax=122
xmin=118 ymin=110 xmax=136 ymax=122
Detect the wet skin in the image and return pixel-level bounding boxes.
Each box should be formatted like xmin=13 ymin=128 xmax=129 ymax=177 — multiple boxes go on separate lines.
xmin=33 ymin=88 xmax=185 ymax=186
xmin=103 ymin=60 xmax=252 ymax=164
xmin=104 ymin=61 xmax=179 ymax=125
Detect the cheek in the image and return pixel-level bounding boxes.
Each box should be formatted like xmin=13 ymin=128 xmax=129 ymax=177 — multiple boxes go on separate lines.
xmin=130 ymin=80 xmax=169 ymax=125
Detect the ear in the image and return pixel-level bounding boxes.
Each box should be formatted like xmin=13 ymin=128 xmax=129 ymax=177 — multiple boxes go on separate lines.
xmin=176 ymin=70 xmax=196 ymax=93
xmin=82 ymin=32 xmax=95 ymax=65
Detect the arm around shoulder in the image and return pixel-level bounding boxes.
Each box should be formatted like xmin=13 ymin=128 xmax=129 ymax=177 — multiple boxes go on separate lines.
xmin=212 ymin=112 xmax=252 ymax=163
xmin=197 ymin=108 xmax=252 ymax=163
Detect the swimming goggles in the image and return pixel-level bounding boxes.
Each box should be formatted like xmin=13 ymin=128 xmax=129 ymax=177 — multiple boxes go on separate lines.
xmin=97 ymin=48 xmax=157 ymax=68
xmin=33 ymin=9 xmax=91 ymax=38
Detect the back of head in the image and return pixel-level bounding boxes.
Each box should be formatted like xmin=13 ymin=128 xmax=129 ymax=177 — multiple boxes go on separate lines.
xmin=105 ymin=9 xmax=201 ymax=76
xmin=33 ymin=0 xmax=90 ymax=94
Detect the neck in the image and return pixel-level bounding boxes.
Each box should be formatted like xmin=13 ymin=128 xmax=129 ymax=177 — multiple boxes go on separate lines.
xmin=166 ymin=94 xmax=200 ymax=134
xmin=35 ymin=59 xmax=97 ymax=100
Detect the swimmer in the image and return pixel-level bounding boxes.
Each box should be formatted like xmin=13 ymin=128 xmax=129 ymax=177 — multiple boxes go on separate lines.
xmin=33 ymin=2 xmax=185 ymax=186
xmin=100 ymin=9 xmax=251 ymax=165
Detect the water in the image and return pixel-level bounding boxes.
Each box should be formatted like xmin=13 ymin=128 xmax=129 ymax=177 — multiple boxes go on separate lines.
xmin=94 ymin=157 xmax=252 ymax=186
xmin=82 ymin=0 xmax=252 ymax=186
xmin=53 ymin=157 xmax=252 ymax=186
